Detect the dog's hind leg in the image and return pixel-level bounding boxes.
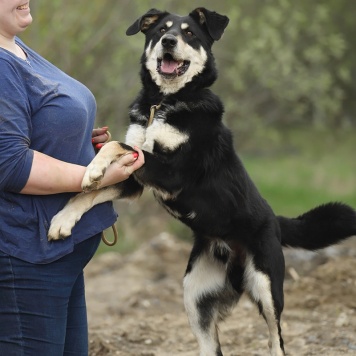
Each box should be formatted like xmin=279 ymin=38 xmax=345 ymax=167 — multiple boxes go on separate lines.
xmin=243 ymin=236 xmax=285 ymax=356
xmin=183 ymin=239 xmax=239 ymax=356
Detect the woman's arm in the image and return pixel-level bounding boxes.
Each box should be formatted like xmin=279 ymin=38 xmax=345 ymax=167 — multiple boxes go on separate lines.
xmin=20 ymin=151 xmax=86 ymax=194
xmin=20 ymin=148 xmax=144 ymax=195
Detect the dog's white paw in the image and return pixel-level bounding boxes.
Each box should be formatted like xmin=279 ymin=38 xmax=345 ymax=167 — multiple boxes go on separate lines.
xmin=48 ymin=210 xmax=77 ymax=241
xmin=82 ymin=161 xmax=107 ymax=192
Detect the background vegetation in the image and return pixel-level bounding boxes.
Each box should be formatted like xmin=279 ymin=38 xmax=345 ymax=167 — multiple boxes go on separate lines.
xmin=22 ymin=1 xmax=355 ymax=252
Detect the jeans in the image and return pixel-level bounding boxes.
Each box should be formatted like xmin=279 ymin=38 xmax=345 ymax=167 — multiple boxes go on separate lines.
xmin=0 ymin=234 xmax=102 ymax=356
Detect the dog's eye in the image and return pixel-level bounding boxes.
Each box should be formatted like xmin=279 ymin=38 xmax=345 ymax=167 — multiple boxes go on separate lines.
xmin=186 ymin=30 xmax=194 ymax=37
xmin=160 ymin=28 xmax=166 ymax=33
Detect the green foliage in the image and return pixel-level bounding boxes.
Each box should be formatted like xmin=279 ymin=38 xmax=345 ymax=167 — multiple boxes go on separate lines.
xmin=218 ymin=0 xmax=354 ymax=134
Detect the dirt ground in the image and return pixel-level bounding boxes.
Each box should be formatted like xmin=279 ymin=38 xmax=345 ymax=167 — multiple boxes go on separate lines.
xmin=85 ymin=233 xmax=356 ymax=356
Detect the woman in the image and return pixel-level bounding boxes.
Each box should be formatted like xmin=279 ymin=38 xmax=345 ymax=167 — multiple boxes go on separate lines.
xmin=0 ymin=1 xmax=144 ymax=355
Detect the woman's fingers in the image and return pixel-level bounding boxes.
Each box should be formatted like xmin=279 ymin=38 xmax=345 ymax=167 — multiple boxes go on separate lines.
xmin=92 ymin=127 xmax=111 ymax=151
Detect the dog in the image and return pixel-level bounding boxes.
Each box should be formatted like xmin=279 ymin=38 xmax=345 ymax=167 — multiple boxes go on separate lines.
xmin=48 ymin=8 xmax=356 ymax=356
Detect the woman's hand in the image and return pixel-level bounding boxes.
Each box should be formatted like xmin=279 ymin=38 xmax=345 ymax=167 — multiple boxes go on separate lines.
xmin=92 ymin=126 xmax=111 ymax=152
xmin=119 ymin=146 xmax=145 ymax=176
xmin=99 ymin=146 xmax=145 ymax=188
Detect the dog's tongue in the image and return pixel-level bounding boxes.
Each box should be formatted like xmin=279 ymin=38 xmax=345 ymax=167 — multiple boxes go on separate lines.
xmin=161 ymin=58 xmax=179 ymax=74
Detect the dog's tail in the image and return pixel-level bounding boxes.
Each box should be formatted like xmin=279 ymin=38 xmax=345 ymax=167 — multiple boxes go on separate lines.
xmin=277 ymin=202 xmax=356 ymax=250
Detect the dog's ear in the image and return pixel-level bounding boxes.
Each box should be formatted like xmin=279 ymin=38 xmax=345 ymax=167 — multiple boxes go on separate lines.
xmin=189 ymin=8 xmax=229 ymax=41
xmin=126 ymin=8 xmax=168 ymax=36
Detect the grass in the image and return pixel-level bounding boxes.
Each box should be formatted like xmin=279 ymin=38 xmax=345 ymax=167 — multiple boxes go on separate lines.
xmin=96 ymin=127 xmax=356 ymax=255
xmin=241 ymin=128 xmax=356 ymax=216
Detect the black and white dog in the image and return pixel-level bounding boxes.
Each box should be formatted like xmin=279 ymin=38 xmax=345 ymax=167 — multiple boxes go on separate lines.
xmin=48 ymin=8 xmax=356 ymax=356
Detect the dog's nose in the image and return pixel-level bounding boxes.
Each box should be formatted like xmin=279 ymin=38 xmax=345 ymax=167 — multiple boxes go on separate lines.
xmin=161 ymin=34 xmax=177 ymax=49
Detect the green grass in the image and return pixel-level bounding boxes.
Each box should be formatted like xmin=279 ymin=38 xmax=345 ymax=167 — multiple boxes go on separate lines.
xmin=241 ymin=128 xmax=356 ymax=216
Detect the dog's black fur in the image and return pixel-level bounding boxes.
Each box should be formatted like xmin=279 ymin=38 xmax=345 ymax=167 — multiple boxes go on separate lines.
xmin=48 ymin=8 xmax=356 ymax=356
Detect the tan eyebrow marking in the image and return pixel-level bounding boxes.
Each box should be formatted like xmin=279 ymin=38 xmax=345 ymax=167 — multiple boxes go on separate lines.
xmin=181 ymin=23 xmax=189 ymax=30
xmin=166 ymin=20 xmax=173 ymax=28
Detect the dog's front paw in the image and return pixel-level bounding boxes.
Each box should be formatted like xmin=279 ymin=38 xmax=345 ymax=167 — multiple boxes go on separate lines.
xmin=82 ymin=162 xmax=106 ymax=192
xmin=48 ymin=210 xmax=76 ymax=241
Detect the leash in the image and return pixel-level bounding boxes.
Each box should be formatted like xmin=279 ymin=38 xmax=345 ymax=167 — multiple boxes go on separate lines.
xmin=101 ymin=224 xmax=119 ymax=246
xmin=147 ymin=103 xmax=161 ymax=126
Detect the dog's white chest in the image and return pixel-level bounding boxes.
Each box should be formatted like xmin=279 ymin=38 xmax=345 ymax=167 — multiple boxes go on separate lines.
xmin=125 ymin=119 xmax=188 ymax=153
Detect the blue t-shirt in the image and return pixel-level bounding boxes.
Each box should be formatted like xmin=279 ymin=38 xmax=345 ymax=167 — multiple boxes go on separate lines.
xmin=0 ymin=38 xmax=117 ymax=263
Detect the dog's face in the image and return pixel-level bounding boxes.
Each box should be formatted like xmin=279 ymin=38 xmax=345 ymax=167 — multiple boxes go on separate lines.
xmin=127 ymin=8 xmax=229 ymax=95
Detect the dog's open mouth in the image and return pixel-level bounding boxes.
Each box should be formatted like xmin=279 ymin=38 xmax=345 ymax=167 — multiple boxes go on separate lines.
xmin=157 ymin=53 xmax=190 ymax=78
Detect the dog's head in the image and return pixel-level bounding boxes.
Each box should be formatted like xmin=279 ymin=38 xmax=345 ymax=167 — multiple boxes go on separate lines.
xmin=126 ymin=8 xmax=229 ymax=95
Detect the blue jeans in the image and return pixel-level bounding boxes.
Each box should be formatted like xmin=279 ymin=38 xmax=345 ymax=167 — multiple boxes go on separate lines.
xmin=0 ymin=234 xmax=101 ymax=356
